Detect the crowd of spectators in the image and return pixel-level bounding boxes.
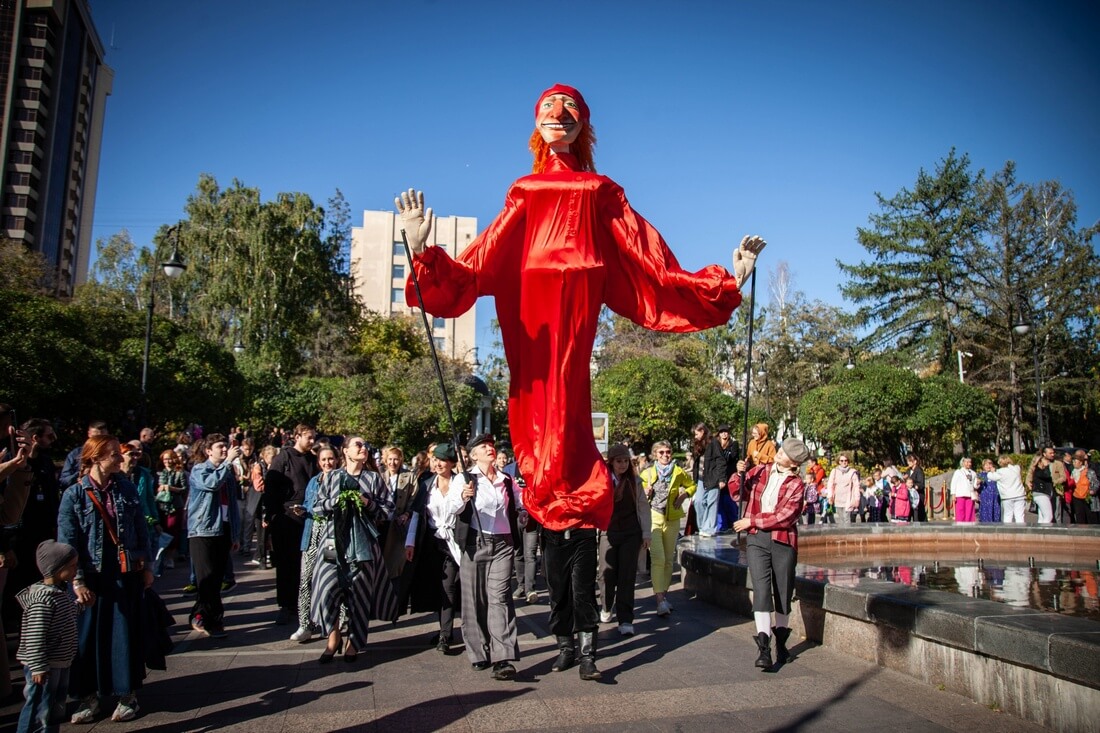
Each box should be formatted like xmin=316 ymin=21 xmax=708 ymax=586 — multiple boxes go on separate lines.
xmin=2 ymin=401 xmax=1097 ymax=724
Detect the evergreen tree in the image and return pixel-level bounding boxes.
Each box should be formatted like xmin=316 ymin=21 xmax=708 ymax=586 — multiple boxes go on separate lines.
xmin=839 ymin=148 xmax=984 ymax=368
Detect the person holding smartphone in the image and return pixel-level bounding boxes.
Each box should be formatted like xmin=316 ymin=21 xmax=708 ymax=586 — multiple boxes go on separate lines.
xmin=186 ymin=433 xmax=241 ymax=639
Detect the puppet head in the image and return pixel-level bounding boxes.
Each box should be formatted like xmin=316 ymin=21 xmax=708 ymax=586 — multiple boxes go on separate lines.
xmin=529 ymin=83 xmax=596 ymax=174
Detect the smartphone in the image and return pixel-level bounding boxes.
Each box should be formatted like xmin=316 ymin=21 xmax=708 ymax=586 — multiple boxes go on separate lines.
xmin=6 ymin=408 xmax=16 ymax=456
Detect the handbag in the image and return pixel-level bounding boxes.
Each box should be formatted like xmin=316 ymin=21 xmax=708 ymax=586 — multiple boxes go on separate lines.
xmin=85 ymin=487 xmax=137 ymax=573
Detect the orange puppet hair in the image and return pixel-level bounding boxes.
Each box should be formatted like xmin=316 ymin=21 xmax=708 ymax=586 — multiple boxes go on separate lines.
xmin=528 ymin=123 xmax=598 ymax=175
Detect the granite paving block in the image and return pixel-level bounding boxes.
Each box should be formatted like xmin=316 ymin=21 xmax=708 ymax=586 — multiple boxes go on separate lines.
xmin=912 ymin=598 xmax=1035 ymax=651
xmin=823 ymin=582 xmax=871 ymax=620
xmin=1047 ymin=630 xmax=1100 ymax=688
xmin=975 ymin=612 xmax=1100 ymax=671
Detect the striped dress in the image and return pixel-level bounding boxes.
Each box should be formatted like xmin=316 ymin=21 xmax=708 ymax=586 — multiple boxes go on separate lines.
xmin=310 ymin=468 xmax=398 ymax=648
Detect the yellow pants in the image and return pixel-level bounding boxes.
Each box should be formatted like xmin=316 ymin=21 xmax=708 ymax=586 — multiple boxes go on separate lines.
xmin=649 ymin=510 xmax=679 ymax=593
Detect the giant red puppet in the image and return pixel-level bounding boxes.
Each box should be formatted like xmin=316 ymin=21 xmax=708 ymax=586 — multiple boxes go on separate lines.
xmin=399 ymin=83 xmax=763 ymax=531
xmin=398 ymin=84 xmax=764 ymax=677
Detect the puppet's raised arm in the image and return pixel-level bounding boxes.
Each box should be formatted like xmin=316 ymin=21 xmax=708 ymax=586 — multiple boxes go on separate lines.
xmin=399 ymin=187 xmax=525 ymax=318
xmin=600 ymin=184 xmax=763 ymax=332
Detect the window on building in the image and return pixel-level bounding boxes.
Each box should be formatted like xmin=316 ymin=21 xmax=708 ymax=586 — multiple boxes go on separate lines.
xmin=433 ymin=337 xmax=446 ymax=353
xmin=433 ymin=316 xmax=445 ymax=330
xmin=391 ymin=287 xmax=403 ymax=304
xmin=393 ymin=241 xmax=404 ymax=256
xmin=16 ymin=108 xmax=36 ymax=122
xmin=3 ymin=215 xmax=26 ymax=230
xmin=5 ymin=194 xmax=28 ymax=208
xmin=392 ymin=263 xmax=405 ymax=280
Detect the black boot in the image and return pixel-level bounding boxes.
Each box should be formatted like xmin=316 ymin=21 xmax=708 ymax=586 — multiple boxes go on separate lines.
xmin=577 ymin=631 xmax=601 ymax=681
xmin=773 ymin=627 xmax=792 ymax=664
xmin=551 ymin=635 xmax=576 ymax=672
xmin=754 ymin=632 xmax=772 ymax=669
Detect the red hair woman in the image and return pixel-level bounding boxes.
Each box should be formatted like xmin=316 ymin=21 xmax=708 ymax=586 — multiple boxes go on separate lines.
xmin=57 ymin=435 xmax=153 ymax=723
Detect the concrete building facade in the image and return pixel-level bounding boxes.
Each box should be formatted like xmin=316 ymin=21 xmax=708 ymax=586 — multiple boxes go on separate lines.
xmin=350 ymin=209 xmax=478 ymax=363
xmin=0 ymin=0 xmax=112 ymax=297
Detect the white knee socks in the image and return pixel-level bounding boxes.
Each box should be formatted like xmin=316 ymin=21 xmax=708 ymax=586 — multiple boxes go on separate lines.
xmin=755 ymin=611 xmax=790 ymax=635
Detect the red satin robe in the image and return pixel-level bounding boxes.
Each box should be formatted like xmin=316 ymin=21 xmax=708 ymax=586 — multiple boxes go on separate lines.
xmin=406 ymin=152 xmax=742 ymax=531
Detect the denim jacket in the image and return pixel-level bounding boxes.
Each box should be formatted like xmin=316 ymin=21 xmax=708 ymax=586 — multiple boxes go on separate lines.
xmin=300 ymin=473 xmax=322 ymax=552
xmin=57 ymin=474 xmax=152 ymax=582
xmin=187 ymin=460 xmax=241 ymax=539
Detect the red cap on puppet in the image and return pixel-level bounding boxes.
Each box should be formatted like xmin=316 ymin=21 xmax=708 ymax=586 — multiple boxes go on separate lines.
xmin=534 ymin=83 xmax=590 ymax=123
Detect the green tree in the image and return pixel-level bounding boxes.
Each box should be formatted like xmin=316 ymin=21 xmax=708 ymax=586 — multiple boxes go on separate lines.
xmin=839 ymin=149 xmax=984 ymax=369
xmin=593 ymin=357 xmax=693 ymax=449
xmin=154 ymin=175 xmax=360 ymax=378
xmin=756 ymin=261 xmax=849 ymax=430
xmin=0 ymin=239 xmax=52 ymax=294
xmin=798 ymin=362 xmax=922 ymax=461
xmin=960 ymin=163 xmax=1100 ymax=449
xmin=0 ymin=290 xmax=244 ymax=441
xmin=72 ymin=230 xmax=144 ymax=311
xmin=905 ymin=376 xmax=997 ymax=461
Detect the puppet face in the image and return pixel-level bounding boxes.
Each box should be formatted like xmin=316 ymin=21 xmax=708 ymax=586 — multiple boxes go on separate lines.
xmin=537 ymin=93 xmax=583 ymax=151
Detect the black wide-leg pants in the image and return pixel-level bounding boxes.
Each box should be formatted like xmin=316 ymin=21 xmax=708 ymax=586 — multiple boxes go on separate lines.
xmin=542 ymin=527 xmax=598 ymax=636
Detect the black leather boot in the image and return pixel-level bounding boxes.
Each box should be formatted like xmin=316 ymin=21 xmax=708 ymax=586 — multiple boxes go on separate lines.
xmin=754 ymin=632 xmax=772 ymax=669
xmin=551 ymin=635 xmax=576 ymax=672
xmin=773 ymin=627 xmax=792 ymax=664
xmin=577 ymin=631 xmax=601 ymax=680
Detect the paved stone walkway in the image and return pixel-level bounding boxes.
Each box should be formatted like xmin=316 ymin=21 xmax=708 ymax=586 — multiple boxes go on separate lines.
xmin=2 ymin=552 xmax=1048 ymax=732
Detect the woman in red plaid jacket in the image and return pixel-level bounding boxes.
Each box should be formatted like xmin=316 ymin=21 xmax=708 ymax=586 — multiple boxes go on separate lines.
xmin=730 ymin=437 xmax=810 ymax=670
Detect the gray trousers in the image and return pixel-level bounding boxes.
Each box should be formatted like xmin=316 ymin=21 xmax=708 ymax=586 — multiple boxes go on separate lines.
xmin=460 ymin=533 xmax=519 ymax=664
xmin=746 ymin=531 xmax=796 ymax=615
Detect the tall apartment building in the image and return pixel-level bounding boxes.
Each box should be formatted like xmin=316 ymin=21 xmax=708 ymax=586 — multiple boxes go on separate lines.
xmin=0 ymin=0 xmax=112 ymax=297
xmin=350 ymin=209 xmax=478 ymax=362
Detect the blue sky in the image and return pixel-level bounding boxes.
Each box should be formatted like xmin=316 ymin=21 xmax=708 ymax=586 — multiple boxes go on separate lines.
xmin=87 ymin=1 xmax=1100 ymax=351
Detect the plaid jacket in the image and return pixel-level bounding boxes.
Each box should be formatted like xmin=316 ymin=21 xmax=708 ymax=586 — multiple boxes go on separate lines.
xmin=729 ymin=463 xmax=805 ymax=549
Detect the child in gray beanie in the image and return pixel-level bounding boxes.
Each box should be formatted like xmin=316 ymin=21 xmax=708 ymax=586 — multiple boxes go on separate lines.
xmin=16 ymin=540 xmax=81 ymax=732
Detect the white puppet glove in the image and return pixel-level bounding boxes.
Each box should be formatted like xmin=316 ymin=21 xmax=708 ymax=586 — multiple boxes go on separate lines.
xmin=394 ymin=188 xmax=434 ymax=256
xmin=733 ymin=235 xmax=767 ymax=289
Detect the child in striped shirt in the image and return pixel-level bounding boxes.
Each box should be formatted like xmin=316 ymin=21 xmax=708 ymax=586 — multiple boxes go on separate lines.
xmin=16 ymin=540 xmax=80 ymax=733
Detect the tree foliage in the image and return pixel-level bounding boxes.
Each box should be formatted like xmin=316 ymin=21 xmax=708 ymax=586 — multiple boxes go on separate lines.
xmin=756 ymin=263 xmax=849 ymax=431
xmin=0 ymin=239 xmax=53 ymax=295
xmin=0 ymin=290 xmax=245 ymax=440
xmin=798 ymin=362 xmax=922 ymax=461
xmin=155 ymin=175 xmax=360 ymax=378
xmin=839 ymin=148 xmax=983 ymax=368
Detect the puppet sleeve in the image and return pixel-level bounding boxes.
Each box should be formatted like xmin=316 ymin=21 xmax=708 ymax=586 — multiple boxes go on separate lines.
xmin=405 ymin=186 xmax=525 ymax=317
xmin=599 ymin=182 xmax=742 ymax=332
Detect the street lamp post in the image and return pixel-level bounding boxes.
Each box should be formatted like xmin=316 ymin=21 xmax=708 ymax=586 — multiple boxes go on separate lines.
xmin=141 ymin=226 xmax=187 ymax=424
xmin=1012 ymin=317 xmax=1044 ymax=447
xmin=956 ymin=350 xmax=973 ymax=384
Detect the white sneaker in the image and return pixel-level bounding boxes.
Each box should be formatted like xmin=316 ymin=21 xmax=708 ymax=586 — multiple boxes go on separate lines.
xmin=656 ymin=600 xmax=671 ymax=617
xmin=618 ymin=623 xmax=635 ymax=636
xmin=599 ymin=609 xmax=613 ymax=624
xmin=289 ymin=625 xmax=312 ymax=643
xmin=111 ymin=696 xmax=139 ymax=722
xmin=71 ymin=696 xmax=100 ymax=724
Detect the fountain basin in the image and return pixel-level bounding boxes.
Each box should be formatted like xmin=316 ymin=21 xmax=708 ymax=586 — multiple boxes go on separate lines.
xmin=681 ymin=525 xmax=1100 ymax=732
